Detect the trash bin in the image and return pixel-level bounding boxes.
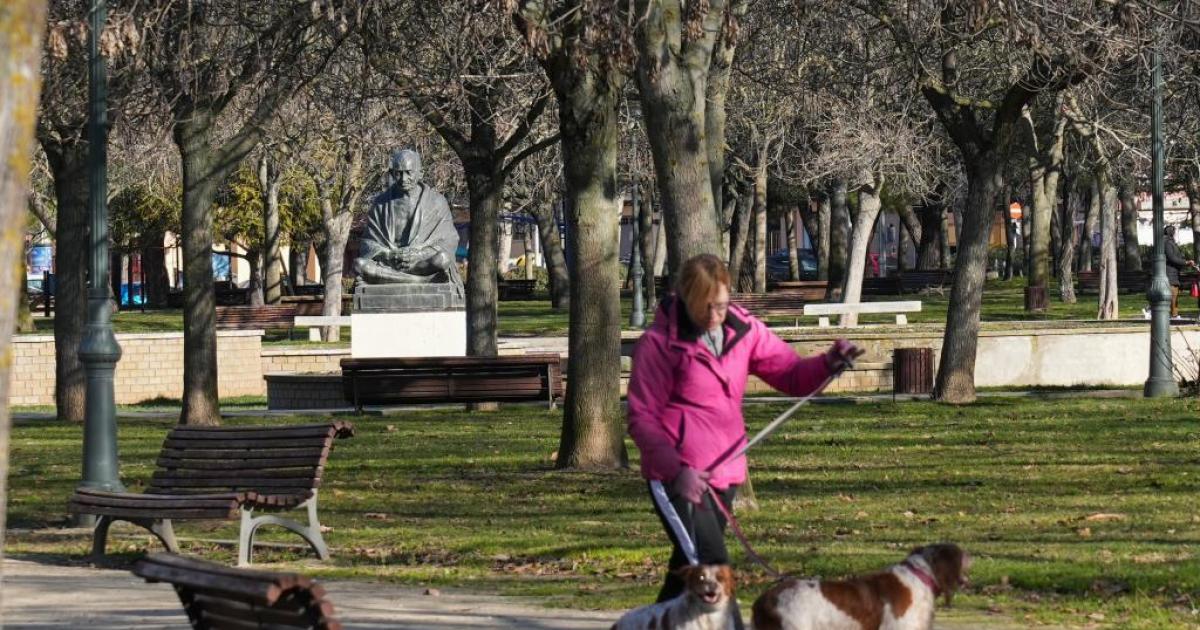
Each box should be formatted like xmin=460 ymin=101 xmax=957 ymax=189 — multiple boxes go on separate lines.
xmin=893 ymin=347 xmax=934 ymax=395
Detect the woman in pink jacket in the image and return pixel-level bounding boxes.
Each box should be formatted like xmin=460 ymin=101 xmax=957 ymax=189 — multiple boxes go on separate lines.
xmin=627 ymin=254 xmax=860 ymax=625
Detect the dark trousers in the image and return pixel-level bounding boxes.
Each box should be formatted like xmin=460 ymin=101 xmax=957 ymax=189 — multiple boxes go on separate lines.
xmin=647 ymin=483 xmax=744 ymax=629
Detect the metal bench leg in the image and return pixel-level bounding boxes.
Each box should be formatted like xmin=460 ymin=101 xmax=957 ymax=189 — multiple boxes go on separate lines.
xmin=237 ymin=492 xmax=330 ymax=567
xmin=150 ymin=519 xmax=179 ymax=553
xmin=896 ymin=314 xmax=908 ymax=326
xmin=90 ymin=515 xmax=114 ymax=557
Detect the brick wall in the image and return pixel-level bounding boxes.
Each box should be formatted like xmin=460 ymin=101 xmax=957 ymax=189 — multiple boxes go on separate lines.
xmin=10 ymin=331 xmax=264 ymax=406
xmin=265 ymin=374 xmax=346 ymax=410
xmin=261 ymin=347 xmax=349 ymax=375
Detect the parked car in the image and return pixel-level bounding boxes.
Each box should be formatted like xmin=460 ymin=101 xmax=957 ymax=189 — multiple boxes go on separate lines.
xmin=767 ymin=248 xmax=818 ymax=281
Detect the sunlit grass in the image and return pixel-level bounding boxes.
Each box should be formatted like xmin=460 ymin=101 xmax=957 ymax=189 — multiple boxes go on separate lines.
xmin=7 ymin=396 xmax=1200 ymax=628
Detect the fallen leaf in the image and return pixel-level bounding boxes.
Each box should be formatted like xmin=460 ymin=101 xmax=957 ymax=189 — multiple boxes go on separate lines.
xmin=1084 ymin=513 xmax=1126 ymax=522
xmin=423 ymin=588 xmax=441 ymax=597
xmin=364 ymin=512 xmax=389 ymax=520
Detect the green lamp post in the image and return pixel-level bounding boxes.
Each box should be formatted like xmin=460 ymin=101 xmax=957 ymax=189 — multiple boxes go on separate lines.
xmin=78 ymin=0 xmax=125 ymax=500
xmin=1145 ymin=46 xmax=1178 ymax=398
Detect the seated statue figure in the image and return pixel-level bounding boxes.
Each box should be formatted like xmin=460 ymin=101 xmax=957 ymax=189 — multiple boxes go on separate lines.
xmin=353 ymin=149 xmax=464 ymax=295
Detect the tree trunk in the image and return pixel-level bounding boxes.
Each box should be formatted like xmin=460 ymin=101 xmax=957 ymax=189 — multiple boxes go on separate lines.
xmin=16 ymin=276 xmax=33 ymax=332
xmin=551 ymin=74 xmax=624 ymax=470
xmin=897 ymin=203 xmax=922 ymax=272
xmin=531 ymin=197 xmax=569 ymax=310
xmin=752 ymin=150 xmax=768 ymax=293
xmin=464 ymin=170 xmax=502 ymax=357
xmin=141 ymin=229 xmax=169 ymax=307
xmin=639 ymin=194 xmax=657 ymax=307
xmin=728 ymin=192 xmax=750 ymax=286
xmin=0 ymin=0 xmax=47 ymax=603
xmin=290 ymin=240 xmax=310 ymax=287
xmin=827 ymin=179 xmax=850 ymax=300
xmin=815 ymin=191 xmax=831 ymax=281
xmin=43 ymin=139 xmax=88 ymax=422
xmin=1119 ymin=183 xmax=1141 ymax=273
xmin=797 ymin=196 xmax=820 ymax=259
xmin=934 ymin=162 xmax=1004 ymax=403
xmin=786 ymin=209 xmax=800 ymax=280
xmin=497 ymin=218 xmax=514 ymax=278
xmin=1059 ymin=181 xmax=1078 ymax=303
xmin=318 ymin=195 xmax=352 ymax=342
xmin=1050 ymin=195 xmax=1061 ymax=277
xmin=1079 ymin=179 xmax=1099 ymax=272
xmin=636 ymin=2 xmax=732 ymax=278
xmin=1189 ymin=173 xmax=1200 ymax=244
xmin=259 ymin=154 xmax=283 ymax=304
xmin=246 ymin=249 xmax=265 ymax=307
xmin=1096 ymin=168 xmax=1119 ymax=320
xmin=941 ymin=208 xmax=955 ymax=269
xmin=1003 ymin=206 xmax=1017 ymax=280
xmin=653 ymin=206 xmax=668 ymax=279
xmin=175 ymin=116 xmax=222 ymax=426
xmin=840 ymin=182 xmax=883 ymax=326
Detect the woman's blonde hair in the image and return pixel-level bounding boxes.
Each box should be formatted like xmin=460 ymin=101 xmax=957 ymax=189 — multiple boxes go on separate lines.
xmin=677 ymin=254 xmax=731 ymax=327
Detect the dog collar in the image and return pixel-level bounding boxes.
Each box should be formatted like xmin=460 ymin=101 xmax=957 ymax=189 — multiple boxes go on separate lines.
xmin=901 ymin=559 xmax=939 ymax=595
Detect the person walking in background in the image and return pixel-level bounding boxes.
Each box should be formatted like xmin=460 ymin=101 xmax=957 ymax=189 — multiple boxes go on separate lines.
xmin=1164 ymin=225 xmax=1193 ymax=318
xmin=626 ymin=254 xmax=862 ymax=629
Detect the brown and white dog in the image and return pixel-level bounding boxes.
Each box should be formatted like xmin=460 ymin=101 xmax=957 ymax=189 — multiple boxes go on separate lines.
xmin=611 ymin=564 xmax=738 ymax=630
xmin=751 ymin=544 xmax=970 ymax=630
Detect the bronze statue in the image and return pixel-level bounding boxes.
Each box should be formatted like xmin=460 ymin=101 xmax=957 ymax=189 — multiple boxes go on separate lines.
xmin=354 ymin=150 xmax=463 ymax=296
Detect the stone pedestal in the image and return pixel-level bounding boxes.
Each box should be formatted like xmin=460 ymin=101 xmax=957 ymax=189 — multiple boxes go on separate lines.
xmin=351 ymin=283 xmax=466 ymax=358
xmin=352 ymin=283 xmax=464 ymax=313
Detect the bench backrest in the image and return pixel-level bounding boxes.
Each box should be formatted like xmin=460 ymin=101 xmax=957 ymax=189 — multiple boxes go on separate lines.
xmin=147 ymin=422 xmax=354 ymax=497
xmin=732 ymin=293 xmax=805 ymax=311
xmin=216 ymin=305 xmax=298 ymax=327
xmin=340 ymin=354 xmax=563 ymax=405
xmin=134 ymin=552 xmax=342 ymax=629
xmin=803 ymin=300 xmax=922 ymax=315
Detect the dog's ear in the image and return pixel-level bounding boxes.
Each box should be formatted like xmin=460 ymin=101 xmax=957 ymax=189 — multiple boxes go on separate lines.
xmin=923 ymin=544 xmax=967 ymax=605
xmin=672 ymin=565 xmax=701 ymax=580
xmin=715 ymin=565 xmax=736 ymax=596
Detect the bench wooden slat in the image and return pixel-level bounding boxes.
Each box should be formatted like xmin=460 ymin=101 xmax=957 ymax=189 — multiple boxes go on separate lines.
xmin=157 ymin=456 xmax=327 ymax=470
xmin=162 ymin=437 xmax=335 ymax=450
xmin=167 ymin=426 xmax=339 ymax=440
xmin=158 ymin=447 xmax=330 ymax=461
xmin=68 ymin=503 xmax=239 ymax=519
xmin=153 ymin=467 xmax=320 ymax=481
xmin=193 ymin=595 xmax=312 ymax=627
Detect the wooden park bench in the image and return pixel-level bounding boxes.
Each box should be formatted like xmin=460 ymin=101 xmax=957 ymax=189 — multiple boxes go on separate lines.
xmin=898 ymin=269 xmax=952 ymax=293
xmin=498 ymin=278 xmax=538 ymax=300
xmin=1076 ymin=270 xmax=1153 ymax=294
xmin=294 ymin=316 xmax=351 ymax=342
xmin=133 ymin=552 xmax=342 ymax=629
xmin=216 ymin=304 xmax=299 ymax=337
xmin=732 ymin=292 xmax=808 ymax=325
xmin=69 ymin=421 xmax=354 ymax=566
xmin=767 ymin=280 xmax=829 ymax=300
xmin=341 ymin=354 xmax=563 ymax=411
xmin=861 ymin=275 xmax=904 ymax=296
xmin=803 ymin=300 xmax=922 ymax=327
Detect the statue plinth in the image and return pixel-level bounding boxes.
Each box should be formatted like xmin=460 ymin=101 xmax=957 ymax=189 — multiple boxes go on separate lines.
xmin=350 ymin=284 xmax=466 ymax=359
xmin=352 ymin=283 xmax=465 ymax=314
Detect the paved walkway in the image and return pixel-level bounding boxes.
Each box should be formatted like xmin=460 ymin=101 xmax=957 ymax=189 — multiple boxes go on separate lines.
xmin=1 ymin=556 xmax=1027 ymax=629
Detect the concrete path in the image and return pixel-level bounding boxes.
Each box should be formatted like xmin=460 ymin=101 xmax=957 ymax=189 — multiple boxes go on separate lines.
xmin=2 ymin=556 xmax=1026 ymax=629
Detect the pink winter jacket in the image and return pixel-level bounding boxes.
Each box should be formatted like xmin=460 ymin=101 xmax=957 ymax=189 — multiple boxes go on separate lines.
xmin=627 ymin=297 xmax=832 ymax=490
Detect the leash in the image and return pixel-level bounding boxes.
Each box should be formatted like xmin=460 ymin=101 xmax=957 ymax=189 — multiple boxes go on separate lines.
xmin=658 ymin=354 xmax=856 ymax=576
xmin=703 ymin=362 xmax=851 ymax=578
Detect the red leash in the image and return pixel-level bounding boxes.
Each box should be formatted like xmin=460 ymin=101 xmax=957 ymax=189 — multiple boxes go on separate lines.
xmin=706 ymin=486 xmax=785 ymax=579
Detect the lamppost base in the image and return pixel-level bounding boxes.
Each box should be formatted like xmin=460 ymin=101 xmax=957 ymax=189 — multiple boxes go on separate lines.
xmin=1143 ymin=377 xmax=1179 ymax=398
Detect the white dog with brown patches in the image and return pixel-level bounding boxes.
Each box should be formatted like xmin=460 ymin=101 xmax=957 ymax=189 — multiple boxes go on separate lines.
xmin=611 ymin=564 xmax=737 ymax=630
xmin=751 ymin=544 xmax=970 ymax=630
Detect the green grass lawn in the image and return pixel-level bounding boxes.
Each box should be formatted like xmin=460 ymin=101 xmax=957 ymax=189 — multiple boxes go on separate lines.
xmin=7 ymin=397 xmax=1199 ymax=628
